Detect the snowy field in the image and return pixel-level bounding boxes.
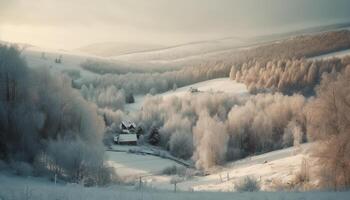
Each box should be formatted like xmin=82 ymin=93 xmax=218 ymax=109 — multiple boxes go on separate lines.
xmin=161 ymin=78 xmax=247 ymax=98
xmin=22 ymin=46 xmax=103 ymax=80
xmin=104 ymin=144 xmax=316 ymax=192
xmin=106 ymin=149 xmax=182 ymax=178
xmin=1 ymin=169 xmax=349 ymax=200
xmin=309 ymin=48 xmax=350 ymax=60
xmin=124 ymin=78 xmax=248 ymax=112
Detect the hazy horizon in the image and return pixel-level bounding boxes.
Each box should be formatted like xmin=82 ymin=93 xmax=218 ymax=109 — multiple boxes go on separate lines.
xmin=1 ymin=0 xmax=350 ymax=49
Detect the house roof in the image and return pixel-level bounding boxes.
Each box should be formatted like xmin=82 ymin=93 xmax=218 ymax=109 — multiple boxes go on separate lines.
xmin=120 ymin=121 xmax=136 ymax=129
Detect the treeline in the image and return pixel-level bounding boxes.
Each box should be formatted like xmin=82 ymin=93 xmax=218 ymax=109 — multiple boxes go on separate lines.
xmin=230 ymin=56 xmax=350 ymax=95
xmin=80 ymin=63 xmax=229 ymax=96
xmin=81 ymin=59 xmax=184 ymax=75
xmin=0 ymin=45 xmax=117 ymax=185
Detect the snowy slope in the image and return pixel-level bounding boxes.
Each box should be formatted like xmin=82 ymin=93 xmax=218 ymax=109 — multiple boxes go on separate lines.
xmin=105 ymin=143 xmax=316 ymax=192
xmin=22 ymin=46 xmax=103 ymax=80
xmin=161 ymin=78 xmax=247 ymax=99
xmin=77 ymin=42 xmax=165 ymax=57
xmin=136 ymin=144 xmax=315 ymax=192
xmin=124 ymin=78 xmax=248 ymax=112
xmin=309 ymin=48 xmax=350 ymax=60
xmin=112 ymin=37 xmax=247 ymax=62
xmin=187 ymin=144 xmax=315 ymax=192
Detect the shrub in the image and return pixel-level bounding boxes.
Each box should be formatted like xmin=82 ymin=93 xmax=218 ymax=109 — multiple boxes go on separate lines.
xmin=161 ymin=165 xmax=187 ymax=177
xmin=235 ymin=176 xmax=261 ymax=192
xmin=125 ymin=92 xmax=135 ymax=104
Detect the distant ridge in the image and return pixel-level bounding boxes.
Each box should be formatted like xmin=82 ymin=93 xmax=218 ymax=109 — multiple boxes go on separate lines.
xmin=111 ymin=21 xmax=350 ymax=58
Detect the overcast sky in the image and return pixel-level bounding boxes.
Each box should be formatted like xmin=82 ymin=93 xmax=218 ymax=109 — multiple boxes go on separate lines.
xmin=1 ymin=0 xmax=350 ymax=49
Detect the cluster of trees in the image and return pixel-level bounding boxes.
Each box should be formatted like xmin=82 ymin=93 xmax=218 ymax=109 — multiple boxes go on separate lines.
xmin=81 ymin=84 xmax=126 ymax=110
xmin=120 ymin=92 xmax=306 ymax=170
xmin=80 ymin=84 xmax=136 ymax=111
xmin=0 ymin=45 xmax=116 ymax=185
xmin=306 ymin=65 xmax=350 ymax=190
xmin=81 ymin=59 xmax=183 ymax=75
xmin=230 ymin=56 xmax=350 ymax=95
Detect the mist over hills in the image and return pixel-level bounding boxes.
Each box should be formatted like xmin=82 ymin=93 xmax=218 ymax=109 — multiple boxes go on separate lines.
xmin=76 ymin=22 xmax=350 ymax=61
xmin=77 ymin=42 xmax=165 ymax=57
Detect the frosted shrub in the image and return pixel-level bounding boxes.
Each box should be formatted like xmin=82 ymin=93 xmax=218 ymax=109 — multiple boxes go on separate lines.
xmin=161 ymin=165 xmax=187 ymax=177
xmin=235 ymin=176 xmax=260 ymax=192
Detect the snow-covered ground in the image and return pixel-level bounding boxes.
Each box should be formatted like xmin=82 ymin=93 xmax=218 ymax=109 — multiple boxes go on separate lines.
xmin=161 ymin=78 xmax=247 ymax=98
xmin=106 ymin=149 xmax=182 ymax=178
xmin=22 ymin=46 xmax=102 ymax=80
xmin=112 ymin=37 xmax=247 ymax=62
xmin=124 ymin=95 xmax=146 ymax=113
xmin=187 ymin=144 xmax=315 ymax=192
xmin=1 ymin=174 xmax=349 ymax=200
xmin=124 ymin=78 xmax=248 ymax=112
xmin=105 ymin=143 xmax=316 ymax=192
xmin=309 ymin=48 xmax=350 ymax=60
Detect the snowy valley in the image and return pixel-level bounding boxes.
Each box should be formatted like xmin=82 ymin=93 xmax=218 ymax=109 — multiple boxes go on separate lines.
xmin=1 ymin=2 xmax=350 ymax=199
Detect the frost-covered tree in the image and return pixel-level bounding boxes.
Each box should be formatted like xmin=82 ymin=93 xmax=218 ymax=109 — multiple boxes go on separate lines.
xmin=0 ymin=45 xmax=114 ymax=184
xmin=306 ymin=66 xmax=350 ymax=190
xmin=192 ymin=111 xmax=228 ymax=170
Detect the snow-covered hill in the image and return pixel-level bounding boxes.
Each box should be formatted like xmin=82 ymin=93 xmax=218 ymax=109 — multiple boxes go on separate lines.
xmin=309 ymin=48 xmax=350 ymax=60
xmin=22 ymin=46 xmax=103 ymax=80
xmin=77 ymin=42 xmax=165 ymax=57
xmin=112 ymin=37 xmax=247 ymax=62
xmin=124 ymin=78 xmax=248 ymax=112
xmin=111 ymin=23 xmax=350 ymax=65
xmin=161 ymin=78 xmax=247 ymax=99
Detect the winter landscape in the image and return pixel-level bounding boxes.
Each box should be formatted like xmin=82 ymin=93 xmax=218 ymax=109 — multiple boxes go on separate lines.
xmin=1 ymin=1 xmax=350 ymax=199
